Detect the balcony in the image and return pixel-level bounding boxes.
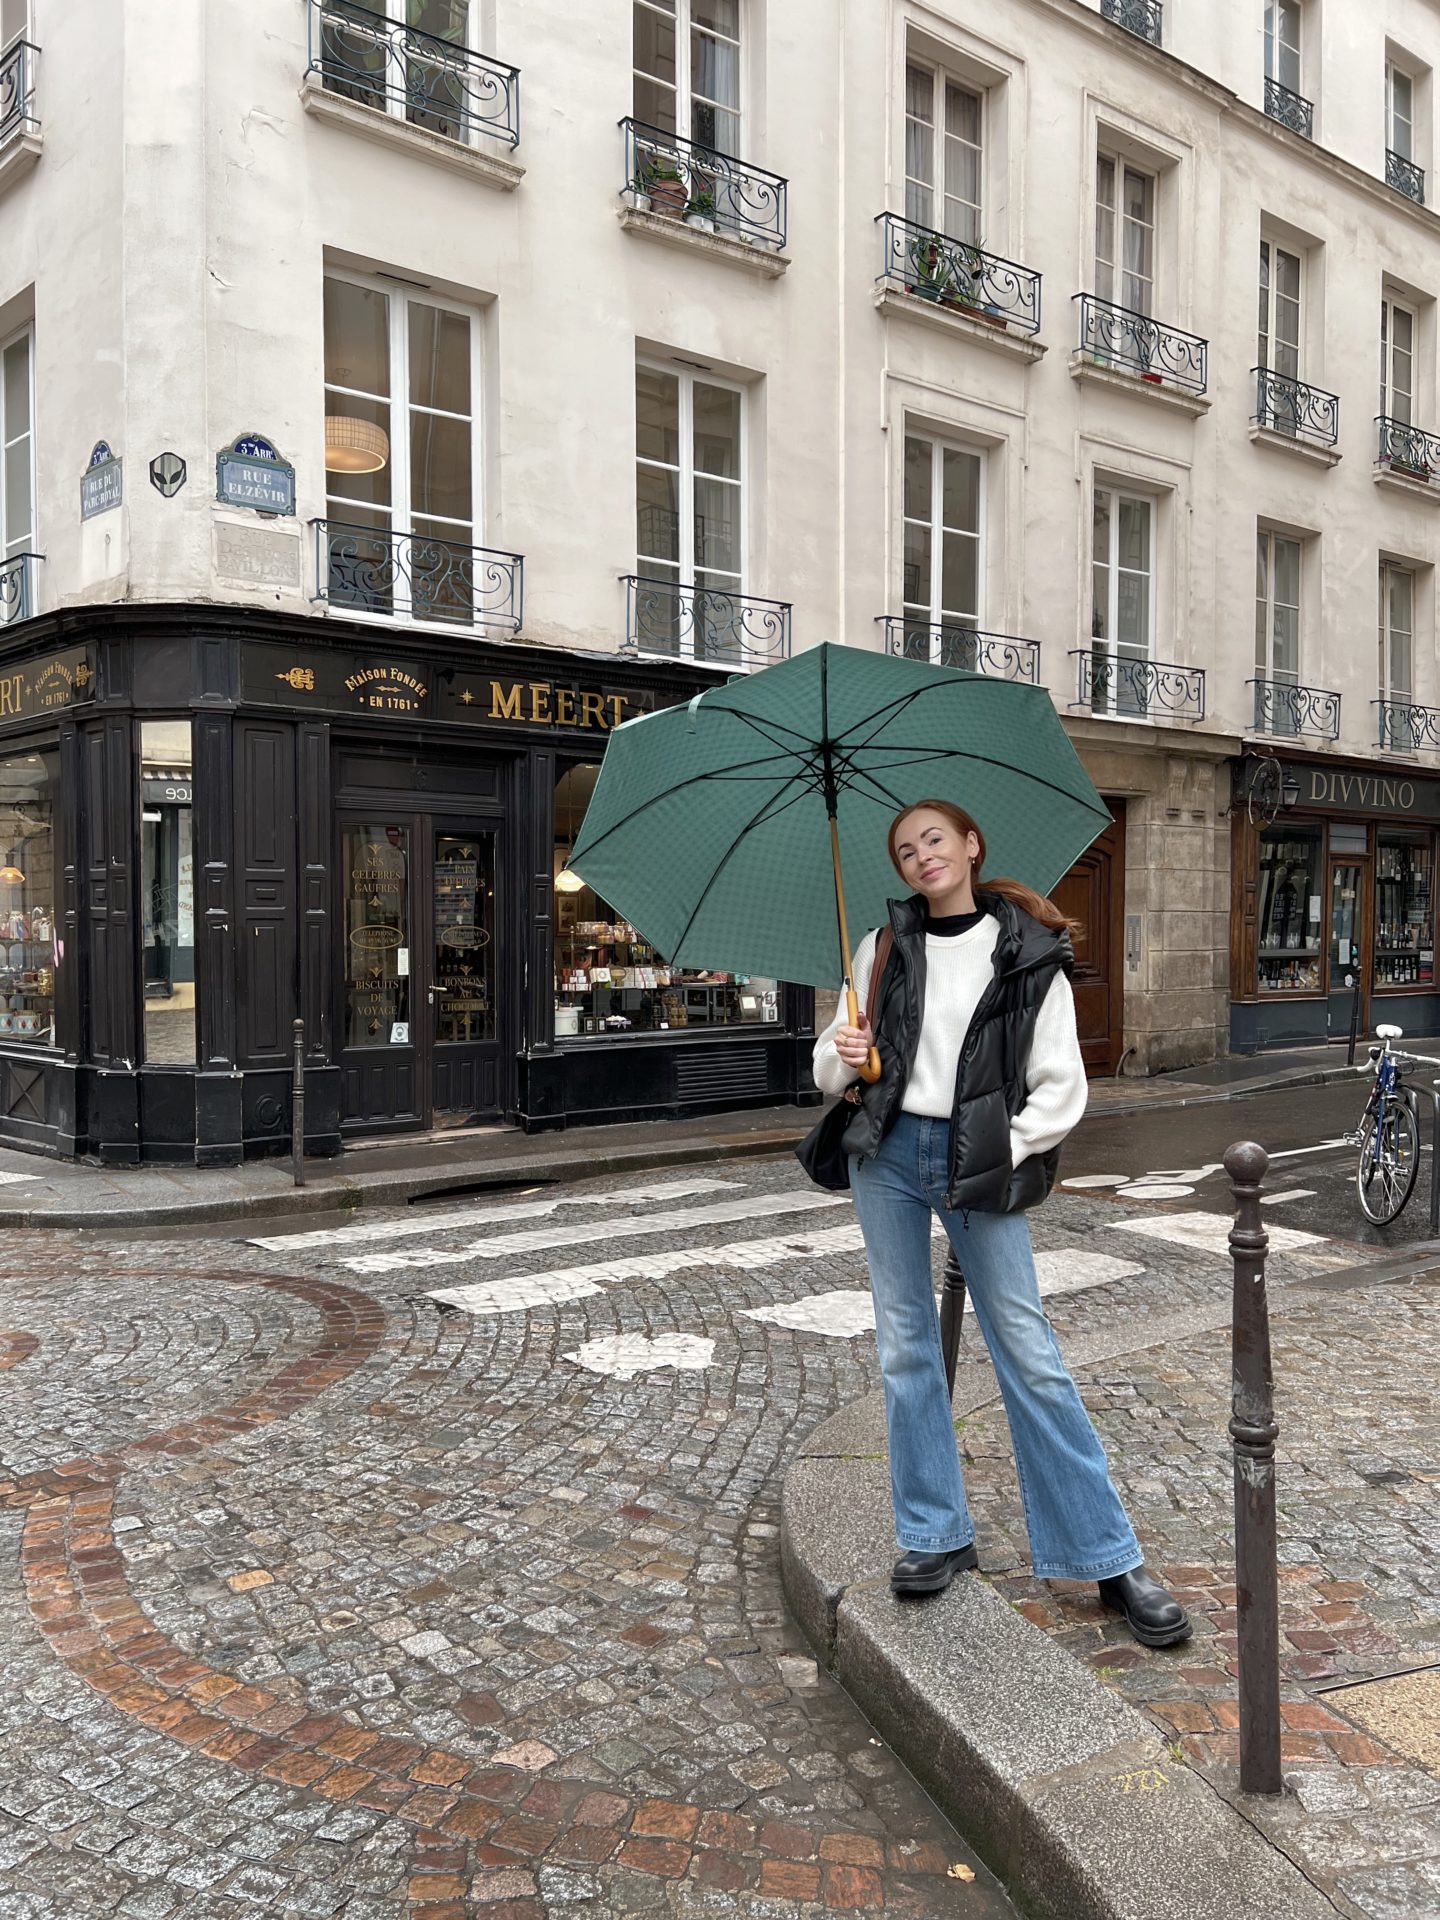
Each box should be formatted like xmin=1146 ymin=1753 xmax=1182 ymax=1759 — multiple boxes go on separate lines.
xmin=1387 ymin=148 xmax=1426 ymax=205
xmin=1251 ymin=368 xmax=1340 ymax=453
xmin=1376 ymin=416 xmax=1440 ymax=492
xmin=0 ymin=552 xmax=39 ymax=626
xmin=621 ymin=574 xmax=791 ymax=666
xmin=1100 ymin=0 xmax=1162 ymax=45
xmin=1249 ymin=676 xmax=1340 ymax=741
xmin=0 ymin=38 xmax=39 ymax=196
xmin=620 ymin=119 xmax=787 ymax=264
xmin=303 ymin=0 xmax=522 ymax=187
xmin=1072 ymin=650 xmax=1205 ymax=722
xmin=1072 ymin=294 xmax=1208 ymax=402
xmin=875 ymin=215 xmax=1042 ymax=346
xmin=1264 ymin=77 xmax=1313 ymax=139
xmin=879 ymin=617 xmax=1040 ymax=684
xmin=1376 ymin=699 xmax=1440 ymax=752
xmin=313 ymin=520 xmax=523 ymax=632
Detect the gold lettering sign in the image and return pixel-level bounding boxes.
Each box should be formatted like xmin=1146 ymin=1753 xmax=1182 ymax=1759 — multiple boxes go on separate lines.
xmin=344 ymin=666 xmax=428 ymax=714
xmin=483 ymin=680 xmax=630 ymax=729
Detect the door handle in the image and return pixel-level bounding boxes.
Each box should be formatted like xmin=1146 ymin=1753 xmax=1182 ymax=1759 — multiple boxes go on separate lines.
xmin=428 ymin=985 xmax=449 ymax=1004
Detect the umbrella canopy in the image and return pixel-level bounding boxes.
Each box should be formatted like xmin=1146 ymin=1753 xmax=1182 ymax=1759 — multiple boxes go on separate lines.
xmin=569 ymin=642 xmax=1109 ymax=991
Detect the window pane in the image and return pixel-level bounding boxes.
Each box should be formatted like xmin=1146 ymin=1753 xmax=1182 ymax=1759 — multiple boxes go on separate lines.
xmin=343 ymin=825 xmax=410 ymax=1047
xmin=693 ymin=0 xmax=737 ymax=34
xmin=433 ymin=833 xmax=495 ymax=1046
xmin=140 ymin=722 xmax=195 ymax=1065
xmin=0 ymin=748 xmax=56 ymax=1047
xmin=903 ymin=520 xmax=932 ymax=613
xmin=4 ymin=436 xmax=30 ymax=553
xmin=409 ymin=0 xmax=468 ymax=42
xmin=636 ymin=367 xmax=680 ymax=465
xmin=940 ymin=532 xmax=978 ymax=622
xmin=693 ymin=383 xmax=740 ymax=478
xmin=694 ymin=475 xmax=739 ymax=575
xmin=3 ymin=335 xmax=27 ymax=443
xmin=637 ymin=464 xmax=679 ymax=563
xmin=408 ymin=304 xmax=470 ymax=416
xmin=1117 ymin=498 xmax=1150 ymax=573
xmin=324 ymin=279 xmax=390 ymax=396
xmin=634 ymin=0 xmax=677 ymax=126
xmin=326 ymin=394 xmax=393 ymax=509
xmin=1116 ymin=570 xmax=1149 ymax=652
xmin=904 ymin=436 xmax=932 ymax=520
xmin=941 ymin=448 xmax=980 ymax=534
xmin=1274 ymin=535 xmax=1300 ymax=607
xmin=634 ymin=73 xmax=676 ymax=129
xmin=693 ymin=31 xmax=739 ymax=113
xmin=410 ymin=412 xmax=471 ymax=524
xmin=0 ymin=0 xmax=25 ymax=49
xmin=945 ymin=83 xmax=980 ymax=144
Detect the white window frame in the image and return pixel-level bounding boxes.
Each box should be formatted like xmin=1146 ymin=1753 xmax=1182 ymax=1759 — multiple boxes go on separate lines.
xmin=1388 ymin=62 xmax=1416 ymax=162
xmin=322 ymin=268 xmax=482 ymax=628
xmin=1255 ymin=528 xmax=1302 ymax=688
xmin=0 ymin=323 xmax=33 ymax=599
xmin=1258 ymin=236 xmax=1302 ymax=380
xmin=1265 ymin=0 xmax=1302 ymax=95
xmin=633 ymin=0 xmax=741 ymax=153
xmin=1380 ymin=562 xmax=1415 ymax=708
xmin=1095 ymin=150 xmax=1155 ymax=316
xmin=635 ymin=357 xmax=746 ymax=596
xmin=1089 ymin=483 xmax=1154 ymax=715
xmin=1381 ymin=294 xmax=1417 ymax=426
xmin=903 ymin=58 xmax=983 ymax=246
xmin=900 ymin=430 xmax=985 ymax=646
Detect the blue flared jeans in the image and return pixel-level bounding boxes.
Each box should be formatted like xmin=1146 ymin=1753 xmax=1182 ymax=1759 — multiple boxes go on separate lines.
xmin=850 ymin=1111 xmax=1143 ymax=1582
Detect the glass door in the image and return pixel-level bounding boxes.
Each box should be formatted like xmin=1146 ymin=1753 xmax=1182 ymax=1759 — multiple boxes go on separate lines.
xmin=1327 ymin=856 xmax=1371 ymax=1039
xmin=428 ymin=823 xmax=501 ymax=1125
xmin=338 ymin=818 xmax=421 ymax=1132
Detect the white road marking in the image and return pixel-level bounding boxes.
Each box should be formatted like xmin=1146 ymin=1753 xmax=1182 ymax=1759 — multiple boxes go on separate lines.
xmin=1035 ymin=1250 xmax=1146 ymax=1295
xmin=1114 ymin=1211 xmax=1326 ymax=1256
xmin=248 ymin=1178 xmax=742 ymax=1251
xmin=1262 ymin=1188 xmax=1316 ymax=1205
xmin=562 ymin=1333 xmax=715 ymax=1379
xmin=1143 ymin=1163 xmax=1224 ymax=1184
xmin=0 ymin=1168 xmax=38 ymax=1185
xmin=744 ymin=1290 xmax=876 ymax=1337
xmin=430 ymin=1271 xmax=606 ymax=1314
xmin=1266 ymin=1139 xmax=1350 ymax=1161
xmin=346 ymin=1190 xmax=850 ymax=1273
xmin=1061 ymin=1174 xmax=1131 ymax=1189
xmin=1115 ymin=1183 xmax=1195 ymax=1199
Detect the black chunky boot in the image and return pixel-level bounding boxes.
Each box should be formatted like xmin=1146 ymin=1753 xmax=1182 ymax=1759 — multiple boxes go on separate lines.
xmin=890 ymin=1541 xmax=979 ymax=1596
xmin=1097 ymin=1565 xmax=1192 ymax=1647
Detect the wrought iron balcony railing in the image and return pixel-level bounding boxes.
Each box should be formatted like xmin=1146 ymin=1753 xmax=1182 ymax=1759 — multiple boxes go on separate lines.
xmin=1387 ymin=149 xmax=1425 ymax=204
xmin=1376 ymin=699 xmax=1440 ymax=752
xmin=879 ymin=617 xmax=1040 ymax=684
xmin=875 ymin=215 xmax=1042 ymax=335
xmin=1264 ymin=77 xmax=1313 ymax=139
xmin=306 ymin=0 xmax=520 ymax=148
xmin=0 ymin=552 xmax=39 ymax=625
xmin=622 ymin=118 xmax=787 ymax=250
xmin=1100 ymin=0 xmax=1162 ymax=45
xmin=0 ymin=38 xmax=36 ymax=141
xmin=1074 ymin=293 xmax=1208 ymax=393
xmin=1249 ymin=676 xmax=1340 ymax=741
xmin=1377 ymin=416 xmax=1440 ymax=481
xmin=621 ymin=574 xmax=791 ymax=665
xmin=1252 ymin=368 xmax=1339 ymax=446
xmin=1072 ymin=650 xmax=1204 ymax=721
xmin=314 ymin=521 xmax=523 ymax=631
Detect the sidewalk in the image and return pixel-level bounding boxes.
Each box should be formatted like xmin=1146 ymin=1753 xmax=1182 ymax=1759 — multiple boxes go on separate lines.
xmin=782 ymin=1204 xmax=1440 ymax=1920
xmin=0 ymin=1040 xmax=1372 ymax=1229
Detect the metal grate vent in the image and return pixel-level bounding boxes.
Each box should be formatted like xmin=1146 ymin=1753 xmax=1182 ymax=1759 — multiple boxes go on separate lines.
xmin=674 ymin=1046 xmax=771 ymax=1103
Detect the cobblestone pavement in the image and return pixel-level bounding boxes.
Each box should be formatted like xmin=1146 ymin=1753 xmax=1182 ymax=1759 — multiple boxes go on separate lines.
xmin=0 ymin=1167 xmax=1022 ymax=1920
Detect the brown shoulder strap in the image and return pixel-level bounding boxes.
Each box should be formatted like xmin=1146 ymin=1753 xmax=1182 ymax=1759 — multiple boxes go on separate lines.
xmin=865 ymin=928 xmax=894 ymax=1028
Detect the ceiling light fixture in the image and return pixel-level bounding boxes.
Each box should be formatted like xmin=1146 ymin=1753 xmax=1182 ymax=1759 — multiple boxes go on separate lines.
xmin=324 ymin=414 xmax=390 ymax=474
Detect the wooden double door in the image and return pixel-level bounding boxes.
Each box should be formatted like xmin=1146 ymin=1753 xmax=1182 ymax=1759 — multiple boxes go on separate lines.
xmin=337 ymin=812 xmax=506 ymax=1133
xmin=1052 ymin=802 xmax=1126 ymax=1075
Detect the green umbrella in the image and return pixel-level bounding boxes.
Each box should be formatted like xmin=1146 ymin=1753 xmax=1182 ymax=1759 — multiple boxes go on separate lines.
xmin=569 ymin=643 xmax=1109 ymax=1077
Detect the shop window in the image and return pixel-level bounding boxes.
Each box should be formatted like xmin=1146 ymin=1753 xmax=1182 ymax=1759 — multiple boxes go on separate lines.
xmin=0 ymin=745 xmax=55 ymax=1044
xmin=433 ymin=831 xmax=494 ymax=1042
xmin=140 ymin=722 xmax=195 ymax=1064
xmin=343 ymin=823 xmax=410 ymax=1046
xmin=1375 ymin=835 xmax=1434 ymax=988
xmin=1256 ymin=823 xmax=1323 ymax=991
xmin=554 ymin=763 xmax=777 ymax=1035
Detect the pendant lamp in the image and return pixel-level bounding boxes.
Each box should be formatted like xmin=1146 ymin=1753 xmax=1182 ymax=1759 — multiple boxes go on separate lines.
xmin=324 ymin=414 xmax=390 ymax=474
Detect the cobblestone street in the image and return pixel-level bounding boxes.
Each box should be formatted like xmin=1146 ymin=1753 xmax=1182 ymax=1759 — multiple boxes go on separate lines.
xmin=0 ymin=1168 xmax=1016 ymax=1920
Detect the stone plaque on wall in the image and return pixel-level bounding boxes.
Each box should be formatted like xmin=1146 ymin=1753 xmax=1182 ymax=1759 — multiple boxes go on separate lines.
xmin=213 ymin=521 xmax=302 ymax=593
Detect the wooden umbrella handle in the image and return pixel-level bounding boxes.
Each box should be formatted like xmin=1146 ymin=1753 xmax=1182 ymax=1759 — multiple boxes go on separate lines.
xmin=846 ymin=986 xmax=883 ymax=1085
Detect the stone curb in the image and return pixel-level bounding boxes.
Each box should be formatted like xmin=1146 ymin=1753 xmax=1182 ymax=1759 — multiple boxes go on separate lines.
xmin=781 ymin=1399 xmax=1340 ymax=1920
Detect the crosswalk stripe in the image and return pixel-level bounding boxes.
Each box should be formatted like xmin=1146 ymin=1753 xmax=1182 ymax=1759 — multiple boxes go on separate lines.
xmin=248 ymin=1178 xmax=742 ymax=1252
xmin=1114 ymin=1210 xmax=1325 ymax=1256
xmin=354 ymin=1189 xmax=849 ymax=1275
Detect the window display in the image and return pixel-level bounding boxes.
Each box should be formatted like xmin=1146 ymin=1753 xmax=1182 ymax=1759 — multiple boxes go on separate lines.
xmin=1375 ymin=835 xmax=1434 ymax=988
xmin=343 ymin=823 xmax=410 ymax=1046
xmin=553 ymin=764 xmax=779 ymax=1035
xmin=1256 ymin=824 xmax=1323 ymax=991
xmin=140 ymin=721 xmax=196 ymax=1063
xmin=0 ymin=747 xmax=56 ymax=1045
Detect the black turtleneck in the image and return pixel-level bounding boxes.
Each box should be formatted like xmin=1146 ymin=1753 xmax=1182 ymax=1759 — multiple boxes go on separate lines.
xmin=924 ymin=907 xmax=987 ymax=937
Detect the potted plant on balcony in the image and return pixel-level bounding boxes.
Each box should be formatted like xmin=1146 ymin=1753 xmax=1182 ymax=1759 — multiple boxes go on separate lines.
xmin=906 ymin=230 xmax=954 ymax=301
xmin=940 ymin=244 xmax=1009 ymax=328
xmin=685 ymin=187 xmax=717 ymax=233
xmin=640 ymin=155 xmax=688 ymax=219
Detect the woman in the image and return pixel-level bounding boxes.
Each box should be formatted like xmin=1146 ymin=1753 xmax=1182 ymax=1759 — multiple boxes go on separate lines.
xmin=813 ymin=800 xmax=1189 ymax=1648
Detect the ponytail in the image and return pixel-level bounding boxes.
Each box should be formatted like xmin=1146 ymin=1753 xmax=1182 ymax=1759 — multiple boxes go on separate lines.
xmin=886 ymin=799 xmax=1080 ymax=936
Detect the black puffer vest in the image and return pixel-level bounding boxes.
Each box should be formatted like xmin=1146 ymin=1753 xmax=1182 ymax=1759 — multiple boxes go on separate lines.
xmin=839 ymin=889 xmax=1075 ymax=1212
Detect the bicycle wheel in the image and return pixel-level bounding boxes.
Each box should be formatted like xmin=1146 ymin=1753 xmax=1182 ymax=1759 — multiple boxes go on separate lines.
xmin=1357 ymin=1093 xmax=1421 ymax=1224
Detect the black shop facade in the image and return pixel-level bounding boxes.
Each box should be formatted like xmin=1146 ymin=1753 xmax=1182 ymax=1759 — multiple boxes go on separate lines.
xmin=0 ymin=606 xmax=815 ymax=1165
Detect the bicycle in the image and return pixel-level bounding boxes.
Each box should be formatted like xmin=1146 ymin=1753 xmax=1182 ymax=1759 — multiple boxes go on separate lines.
xmin=1350 ymin=1023 xmax=1436 ymax=1224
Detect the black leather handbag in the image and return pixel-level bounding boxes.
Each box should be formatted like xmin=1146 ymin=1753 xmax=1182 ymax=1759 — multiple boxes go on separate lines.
xmin=794 ymin=930 xmax=893 ymax=1192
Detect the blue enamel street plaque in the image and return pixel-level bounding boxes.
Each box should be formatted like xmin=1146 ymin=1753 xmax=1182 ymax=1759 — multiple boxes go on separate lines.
xmin=216 ymin=432 xmax=295 ymax=516
xmin=80 ymin=441 xmax=123 ymax=519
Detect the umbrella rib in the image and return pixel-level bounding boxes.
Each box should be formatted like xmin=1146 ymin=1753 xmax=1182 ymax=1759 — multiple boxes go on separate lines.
xmin=841 ymin=745 xmax=1112 ymax=817
xmin=837 ymin=676 xmax=1024 ymax=755
xmin=665 ymin=777 xmax=817 ymax=962
xmin=570 ymin=755 xmax=809 ymax=860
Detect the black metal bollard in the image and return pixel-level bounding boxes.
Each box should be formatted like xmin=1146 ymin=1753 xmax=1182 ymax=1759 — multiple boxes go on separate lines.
xmin=291 ymin=1018 xmax=306 ymax=1189
xmin=1225 ymin=1141 xmax=1281 ymax=1796
xmin=1345 ymin=966 xmax=1363 ymax=1068
xmin=940 ymin=1248 xmax=966 ymax=1396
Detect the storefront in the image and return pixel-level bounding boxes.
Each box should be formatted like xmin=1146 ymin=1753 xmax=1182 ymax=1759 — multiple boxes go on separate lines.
xmin=1231 ymin=752 xmax=1440 ymax=1051
xmin=0 ymin=606 xmax=815 ymax=1165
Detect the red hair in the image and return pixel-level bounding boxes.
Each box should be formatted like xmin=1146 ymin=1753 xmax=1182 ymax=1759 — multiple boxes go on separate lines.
xmin=887 ymin=800 xmax=1079 ymax=935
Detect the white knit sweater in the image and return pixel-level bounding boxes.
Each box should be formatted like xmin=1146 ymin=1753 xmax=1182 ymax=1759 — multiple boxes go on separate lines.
xmin=812 ymin=918 xmax=1088 ymax=1168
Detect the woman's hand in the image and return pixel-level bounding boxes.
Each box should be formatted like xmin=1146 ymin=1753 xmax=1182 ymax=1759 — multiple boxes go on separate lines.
xmin=833 ymin=1017 xmax=874 ymax=1070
